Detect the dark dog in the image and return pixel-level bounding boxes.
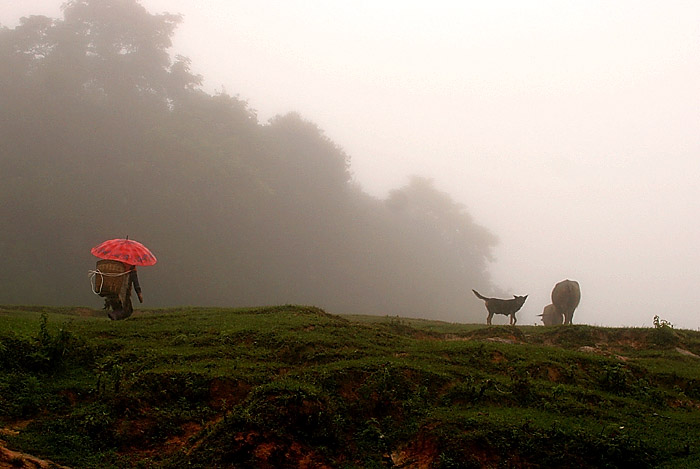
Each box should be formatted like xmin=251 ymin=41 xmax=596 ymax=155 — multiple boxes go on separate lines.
xmin=473 ymin=290 xmax=528 ymax=325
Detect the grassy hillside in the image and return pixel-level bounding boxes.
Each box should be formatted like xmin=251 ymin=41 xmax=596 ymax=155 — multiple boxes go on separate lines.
xmin=1 ymin=305 xmax=699 ymax=468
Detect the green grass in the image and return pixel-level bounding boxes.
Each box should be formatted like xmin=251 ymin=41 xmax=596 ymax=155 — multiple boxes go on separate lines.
xmin=1 ymin=305 xmax=699 ymax=468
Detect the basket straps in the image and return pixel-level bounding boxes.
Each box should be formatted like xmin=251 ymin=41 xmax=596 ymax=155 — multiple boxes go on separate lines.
xmin=88 ymin=269 xmax=130 ymax=295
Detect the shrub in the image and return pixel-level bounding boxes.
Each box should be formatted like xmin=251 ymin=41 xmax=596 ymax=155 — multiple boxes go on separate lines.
xmin=0 ymin=314 xmax=95 ymax=374
xmin=652 ymin=315 xmax=678 ymax=347
xmin=599 ymin=362 xmax=634 ymax=396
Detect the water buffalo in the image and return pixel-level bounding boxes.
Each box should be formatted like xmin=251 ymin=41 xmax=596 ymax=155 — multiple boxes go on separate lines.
xmin=551 ymin=279 xmax=580 ymax=325
xmin=539 ymin=303 xmax=563 ymax=326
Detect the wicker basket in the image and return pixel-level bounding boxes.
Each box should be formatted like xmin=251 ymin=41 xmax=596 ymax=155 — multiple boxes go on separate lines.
xmin=94 ymin=260 xmax=128 ymax=296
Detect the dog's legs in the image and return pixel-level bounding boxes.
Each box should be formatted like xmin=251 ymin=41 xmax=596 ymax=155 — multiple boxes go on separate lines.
xmin=487 ymin=312 xmax=493 ymax=325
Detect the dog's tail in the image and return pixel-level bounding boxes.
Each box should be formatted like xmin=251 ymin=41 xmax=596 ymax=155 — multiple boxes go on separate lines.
xmin=472 ymin=289 xmax=489 ymax=301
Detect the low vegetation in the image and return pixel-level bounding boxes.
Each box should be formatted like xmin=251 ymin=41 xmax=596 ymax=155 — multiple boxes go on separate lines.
xmin=1 ymin=305 xmax=699 ymax=468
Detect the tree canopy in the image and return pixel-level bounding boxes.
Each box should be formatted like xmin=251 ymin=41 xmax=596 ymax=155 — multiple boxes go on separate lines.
xmin=0 ymin=0 xmax=497 ymax=321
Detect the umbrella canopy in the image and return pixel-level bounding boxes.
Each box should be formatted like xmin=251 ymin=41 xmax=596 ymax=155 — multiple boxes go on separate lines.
xmin=91 ymin=237 xmax=157 ymax=266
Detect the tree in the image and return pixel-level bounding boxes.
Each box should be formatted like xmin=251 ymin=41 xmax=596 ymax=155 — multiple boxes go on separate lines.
xmin=0 ymin=0 xmax=497 ymax=322
xmin=387 ymin=176 xmax=497 ymax=276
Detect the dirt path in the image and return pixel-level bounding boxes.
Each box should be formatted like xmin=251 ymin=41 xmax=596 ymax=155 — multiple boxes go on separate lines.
xmin=1 ymin=430 xmax=69 ymax=469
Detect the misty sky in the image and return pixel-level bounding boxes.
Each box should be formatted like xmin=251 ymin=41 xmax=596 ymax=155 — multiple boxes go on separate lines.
xmin=3 ymin=1 xmax=699 ymax=329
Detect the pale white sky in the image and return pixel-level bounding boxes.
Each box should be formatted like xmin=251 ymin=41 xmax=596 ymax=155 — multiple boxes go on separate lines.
xmin=3 ymin=1 xmax=700 ymax=328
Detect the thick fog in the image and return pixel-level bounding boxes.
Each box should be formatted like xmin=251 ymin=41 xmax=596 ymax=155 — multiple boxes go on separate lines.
xmin=2 ymin=1 xmax=699 ymax=328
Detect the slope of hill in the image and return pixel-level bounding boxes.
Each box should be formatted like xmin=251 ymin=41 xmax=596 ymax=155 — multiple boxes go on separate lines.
xmin=1 ymin=305 xmax=699 ymax=468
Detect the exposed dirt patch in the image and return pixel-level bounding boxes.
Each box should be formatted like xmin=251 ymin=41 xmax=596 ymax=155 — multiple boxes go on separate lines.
xmin=611 ymin=331 xmax=648 ymax=351
xmin=163 ymin=422 xmax=203 ymax=452
xmin=675 ymin=347 xmax=700 ymax=359
xmin=209 ymin=378 xmax=252 ymax=410
xmin=444 ymin=330 xmax=523 ymax=345
xmin=547 ymin=366 xmax=562 ymax=382
xmin=578 ymin=345 xmax=602 ymax=354
xmin=486 ymin=337 xmax=517 ymax=345
xmin=223 ymin=431 xmax=332 ymax=468
xmin=57 ymin=390 xmax=79 ymax=407
xmin=335 ymin=370 xmax=367 ymax=401
xmin=529 ymin=326 xmax=657 ymax=355
xmin=577 ymin=345 xmax=630 ymax=362
xmin=72 ymin=307 xmax=100 ymax=317
xmin=391 ymin=434 xmax=440 ymax=468
xmin=116 ymin=416 xmax=160 ymax=449
xmin=120 ymin=419 xmax=208 ymax=461
xmin=491 ymin=350 xmax=507 ymax=364
xmin=464 ymin=326 xmax=526 ymax=344
xmin=0 ymin=439 xmax=70 ymax=469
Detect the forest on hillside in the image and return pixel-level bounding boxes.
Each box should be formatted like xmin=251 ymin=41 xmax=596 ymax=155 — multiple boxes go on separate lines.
xmin=0 ymin=0 xmax=498 ymax=321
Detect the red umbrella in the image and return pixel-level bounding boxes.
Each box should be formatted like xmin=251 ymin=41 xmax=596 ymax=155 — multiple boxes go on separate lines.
xmin=91 ymin=237 xmax=157 ymax=266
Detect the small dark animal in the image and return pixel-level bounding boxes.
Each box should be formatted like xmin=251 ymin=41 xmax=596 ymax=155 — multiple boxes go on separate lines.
xmin=551 ymin=279 xmax=580 ymax=325
xmin=473 ymin=290 xmax=528 ymax=325
xmin=539 ymin=303 xmax=563 ymax=326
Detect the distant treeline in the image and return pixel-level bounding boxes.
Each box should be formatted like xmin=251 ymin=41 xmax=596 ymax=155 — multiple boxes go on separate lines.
xmin=0 ymin=0 xmax=497 ymax=320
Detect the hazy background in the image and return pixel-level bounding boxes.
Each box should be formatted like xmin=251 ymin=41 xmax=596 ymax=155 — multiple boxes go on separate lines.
xmin=2 ymin=1 xmax=699 ymax=328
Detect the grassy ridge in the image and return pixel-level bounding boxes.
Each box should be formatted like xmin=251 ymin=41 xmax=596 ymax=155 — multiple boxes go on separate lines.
xmin=1 ymin=305 xmax=699 ymax=468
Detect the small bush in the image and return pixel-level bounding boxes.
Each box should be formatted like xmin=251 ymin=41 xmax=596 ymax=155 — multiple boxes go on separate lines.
xmin=652 ymin=315 xmax=678 ymax=347
xmin=599 ymin=362 xmax=634 ymax=396
xmin=0 ymin=373 xmax=44 ymax=418
xmin=0 ymin=314 xmax=95 ymax=374
xmin=440 ymin=377 xmax=488 ymax=406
